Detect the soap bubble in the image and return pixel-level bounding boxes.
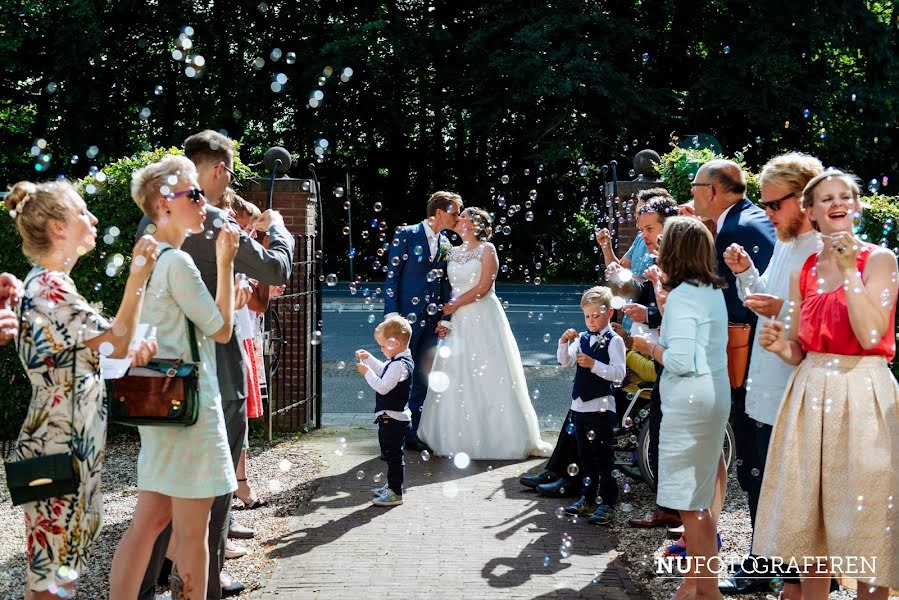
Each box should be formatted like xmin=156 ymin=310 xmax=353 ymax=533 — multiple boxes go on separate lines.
xmin=421 ymin=450 xmax=430 ymax=461
xmin=356 ymin=470 xmax=365 ymax=480
xmin=567 ymin=463 xmax=580 ymax=477
xmin=279 ymin=459 xmax=293 ymax=472
xmin=428 ymin=371 xmax=450 ymax=392
xmin=453 ymin=452 xmax=471 ymax=469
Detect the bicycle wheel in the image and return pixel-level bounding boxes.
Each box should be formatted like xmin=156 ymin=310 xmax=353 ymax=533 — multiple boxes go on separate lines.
xmin=637 ymin=423 xmax=656 ymax=490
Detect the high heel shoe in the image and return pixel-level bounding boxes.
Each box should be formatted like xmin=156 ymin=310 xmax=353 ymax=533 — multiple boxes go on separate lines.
xmin=234 ymin=478 xmax=269 ymax=509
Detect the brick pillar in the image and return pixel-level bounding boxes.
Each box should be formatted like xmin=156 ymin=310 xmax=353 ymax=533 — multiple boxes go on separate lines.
xmin=240 ymin=177 xmax=320 ymax=434
xmin=603 ymin=179 xmax=669 ymax=255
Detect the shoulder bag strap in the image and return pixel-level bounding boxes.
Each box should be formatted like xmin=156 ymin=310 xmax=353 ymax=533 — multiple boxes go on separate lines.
xmin=155 ymin=246 xmax=201 ymax=365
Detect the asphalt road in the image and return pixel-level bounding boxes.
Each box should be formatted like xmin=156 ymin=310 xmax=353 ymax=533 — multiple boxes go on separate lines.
xmin=321 ymin=281 xmax=591 ymax=419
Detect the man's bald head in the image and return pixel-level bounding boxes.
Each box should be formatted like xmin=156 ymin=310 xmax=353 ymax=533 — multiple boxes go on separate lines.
xmin=696 ymin=159 xmax=747 ymax=196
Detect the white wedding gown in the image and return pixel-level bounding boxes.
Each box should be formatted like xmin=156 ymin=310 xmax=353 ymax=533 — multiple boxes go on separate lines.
xmin=418 ymin=243 xmax=552 ymax=460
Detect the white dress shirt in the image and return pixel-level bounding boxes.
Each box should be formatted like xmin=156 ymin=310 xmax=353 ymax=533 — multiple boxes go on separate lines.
xmin=736 ymin=230 xmax=822 ymax=425
xmin=557 ymin=325 xmax=627 ymax=413
xmin=716 ymin=201 xmax=737 ymax=233
xmin=421 ymin=219 xmax=439 ymax=261
xmin=384 ymin=222 xmax=440 ymax=322
xmin=363 ymin=349 xmax=413 ymax=421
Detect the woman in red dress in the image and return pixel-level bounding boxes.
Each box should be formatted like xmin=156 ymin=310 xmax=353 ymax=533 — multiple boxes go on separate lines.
xmin=756 ymin=169 xmax=898 ymax=599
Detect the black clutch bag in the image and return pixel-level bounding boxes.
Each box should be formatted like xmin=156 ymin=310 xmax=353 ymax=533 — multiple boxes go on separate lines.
xmin=4 ymin=451 xmax=79 ymax=506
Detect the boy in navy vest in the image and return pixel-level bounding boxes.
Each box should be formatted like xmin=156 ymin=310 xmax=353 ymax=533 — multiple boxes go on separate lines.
xmin=356 ymin=315 xmax=415 ymax=506
xmin=556 ymin=286 xmax=626 ymax=525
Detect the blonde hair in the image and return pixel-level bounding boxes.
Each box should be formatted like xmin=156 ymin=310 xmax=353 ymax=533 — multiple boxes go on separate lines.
xmin=759 ymin=153 xmax=824 ymax=195
xmin=801 ymin=169 xmax=861 ymax=211
xmin=220 ymin=187 xmax=236 ymax=209
xmin=580 ymin=286 xmax=612 ymax=310
xmin=131 ymin=154 xmax=198 ymax=217
xmin=463 ymin=206 xmax=493 ymax=240
xmin=375 ymin=315 xmax=413 ymax=347
xmin=5 ymin=180 xmax=79 ymax=261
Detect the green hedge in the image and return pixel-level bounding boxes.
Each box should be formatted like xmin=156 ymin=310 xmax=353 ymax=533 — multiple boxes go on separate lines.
xmin=655 ymin=143 xmax=760 ymax=204
xmin=0 ymin=148 xmax=254 ymax=443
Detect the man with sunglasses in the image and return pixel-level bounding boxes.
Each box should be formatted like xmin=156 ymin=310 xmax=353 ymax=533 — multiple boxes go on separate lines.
xmin=690 ymin=159 xmax=775 ymax=591
xmin=718 ymin=153 xmax=823 ymax=596
xmin=136 ymin=130 xmax=294 ymax=599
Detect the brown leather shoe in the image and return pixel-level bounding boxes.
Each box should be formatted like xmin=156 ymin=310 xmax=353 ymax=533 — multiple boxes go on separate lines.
xmin=627 ymin=509 xmax=682 ymax=528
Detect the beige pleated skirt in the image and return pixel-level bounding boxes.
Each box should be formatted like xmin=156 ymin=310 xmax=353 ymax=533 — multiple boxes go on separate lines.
xmin=754 ymin=352 xmax=899 ymax=589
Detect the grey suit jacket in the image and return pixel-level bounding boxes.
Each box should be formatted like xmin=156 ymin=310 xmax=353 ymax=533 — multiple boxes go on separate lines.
xmin=137 ymin=205 xmax=295 ymax=401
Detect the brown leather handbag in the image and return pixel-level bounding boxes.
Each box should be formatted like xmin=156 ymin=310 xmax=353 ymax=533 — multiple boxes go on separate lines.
xmin=107 ymin=320 xmax=200 ymax=427
xmin=726 ymin=323 xmax=752 ymax=388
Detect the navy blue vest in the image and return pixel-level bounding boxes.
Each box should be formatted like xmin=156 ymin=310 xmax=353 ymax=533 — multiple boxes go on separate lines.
xmin=571 ymin=330 xmax=617 ymax=401
xmin=374 ymin=355 xmax=415 ymax=413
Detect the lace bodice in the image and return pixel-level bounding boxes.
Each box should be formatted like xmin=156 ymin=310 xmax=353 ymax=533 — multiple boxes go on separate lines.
xmin=448 ymin=243 xmax=494 ymax=296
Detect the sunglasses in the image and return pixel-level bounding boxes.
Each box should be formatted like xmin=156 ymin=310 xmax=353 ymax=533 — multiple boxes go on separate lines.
xmin=222 ymin=164 xmax=241 ymax=188
xmin=168 ymin=187 xmax=205 ymax=204
xmin=760 ymin=191 xmax=795 ymax=212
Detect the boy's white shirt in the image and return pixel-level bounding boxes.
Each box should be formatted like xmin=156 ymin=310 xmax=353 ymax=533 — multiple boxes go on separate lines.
xmin=557 ymin=324 xmax=626 ymax=413
xmin=363 ymin=349 xmax=413 ymax=421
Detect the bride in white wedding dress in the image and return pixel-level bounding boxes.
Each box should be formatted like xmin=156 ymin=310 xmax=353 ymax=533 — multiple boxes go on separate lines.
xmin=418 ymin=207 xmax=552 ymax=460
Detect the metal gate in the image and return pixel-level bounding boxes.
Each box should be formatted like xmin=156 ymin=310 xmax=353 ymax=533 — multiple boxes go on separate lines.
xmin=265 ymin=231 xmax=322 ymax=438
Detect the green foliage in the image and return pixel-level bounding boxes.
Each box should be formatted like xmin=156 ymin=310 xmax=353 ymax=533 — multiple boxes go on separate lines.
xmin=0 ymin=147 xmax=254 ymax=442
xmin=655 ymin=142 xmax=760 ymax=204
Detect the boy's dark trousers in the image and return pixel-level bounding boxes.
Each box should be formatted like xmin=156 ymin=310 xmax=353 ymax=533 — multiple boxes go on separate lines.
xmin=571 ymin=410 xmax=619 ymax=506
xmin=545 ymin=410 xmax=579 ymax=480
xmin=378 ymin=415 xmax=411 ymax=495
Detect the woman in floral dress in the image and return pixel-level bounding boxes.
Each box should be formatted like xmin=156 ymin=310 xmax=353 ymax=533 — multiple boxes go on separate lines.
xmin=5 ymin=179 xmax=157 ymax=598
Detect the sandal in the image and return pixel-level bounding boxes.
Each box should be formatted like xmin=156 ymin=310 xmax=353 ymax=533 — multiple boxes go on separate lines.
xmin=235 ymin=478 xmax=269 ymax=509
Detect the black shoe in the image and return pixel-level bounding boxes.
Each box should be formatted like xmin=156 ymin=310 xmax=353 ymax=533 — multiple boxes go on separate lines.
xmin=405 ymin=435 xmax=428 ymax=452
xmin=157 ymin=557 xmax=172 ymax=588
xmin=536 ymin=477 xmax=577 ymax=498
xmin=519 ymin=469 xmax=558 ymax=489
xmin=718 ymin=569 xmax=772 ymax=594
xmin=222 ymin=579 xmax=246 ymax=598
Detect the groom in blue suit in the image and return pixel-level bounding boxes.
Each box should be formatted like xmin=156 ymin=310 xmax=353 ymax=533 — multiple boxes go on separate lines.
xmin=384 ymin=191 xmax=463 ymax=451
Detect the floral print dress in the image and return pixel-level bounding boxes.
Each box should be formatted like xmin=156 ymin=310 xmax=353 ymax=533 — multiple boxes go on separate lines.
xmin=13 ymin=267 xmax=110 ymax=592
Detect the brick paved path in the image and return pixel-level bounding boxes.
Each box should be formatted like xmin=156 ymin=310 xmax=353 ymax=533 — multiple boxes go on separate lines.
xmin=257 ymin=426 xmax=648 ymax=599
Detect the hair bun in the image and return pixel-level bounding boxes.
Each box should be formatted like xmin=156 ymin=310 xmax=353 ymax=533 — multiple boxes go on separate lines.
xmin=5 ymin=181 xmax=37 ymax=215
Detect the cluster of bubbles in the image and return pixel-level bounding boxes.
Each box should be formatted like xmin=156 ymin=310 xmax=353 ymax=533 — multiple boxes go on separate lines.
xmin=171 ymin=26 xmax=205 ymax=78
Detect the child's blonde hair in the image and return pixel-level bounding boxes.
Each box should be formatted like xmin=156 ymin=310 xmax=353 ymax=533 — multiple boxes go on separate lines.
xmin=580 ymin=286 xmax=612 ymax=311
xmin=375 ymin=315 xmax=413 ymax=347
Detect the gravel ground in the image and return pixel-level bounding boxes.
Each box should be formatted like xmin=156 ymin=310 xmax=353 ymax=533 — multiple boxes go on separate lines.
xmin=0 ymin=434 xmax=872 ymax=599
xmin=605 ymin=470 xmax=857 ymax=600
xmin=0 ymin=433 xmax=323 ymax=600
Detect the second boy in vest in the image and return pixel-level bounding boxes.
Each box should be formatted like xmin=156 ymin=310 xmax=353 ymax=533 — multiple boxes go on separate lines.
xmin=356 ymin=316 xmax=415 ymax=506
xmin=556 ymin=286 xmax=626 ymax=525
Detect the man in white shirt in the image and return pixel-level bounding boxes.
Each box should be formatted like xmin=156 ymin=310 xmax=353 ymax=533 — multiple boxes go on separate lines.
xmin=719 ymin=153 xmax=824 ymax=596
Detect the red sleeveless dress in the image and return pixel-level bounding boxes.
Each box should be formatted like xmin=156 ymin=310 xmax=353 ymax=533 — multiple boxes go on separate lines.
xmin=797 ymin=243 xmax=896 ymax=359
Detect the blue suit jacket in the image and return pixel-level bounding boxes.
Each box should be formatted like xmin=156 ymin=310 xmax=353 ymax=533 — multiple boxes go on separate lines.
xmin=384 ymin=223 xmax=452 ymax=329
xmin=715 ymin=199 xmax=775 ymax=325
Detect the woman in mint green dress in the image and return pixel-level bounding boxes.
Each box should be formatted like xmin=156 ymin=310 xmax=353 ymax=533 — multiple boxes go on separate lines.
xmin=110 ymin=155 xmax=239 ymax=599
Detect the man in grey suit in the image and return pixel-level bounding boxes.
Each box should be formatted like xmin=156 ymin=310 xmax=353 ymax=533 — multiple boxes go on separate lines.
xmin=138 ymin=130 xmax=295 ymax=599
